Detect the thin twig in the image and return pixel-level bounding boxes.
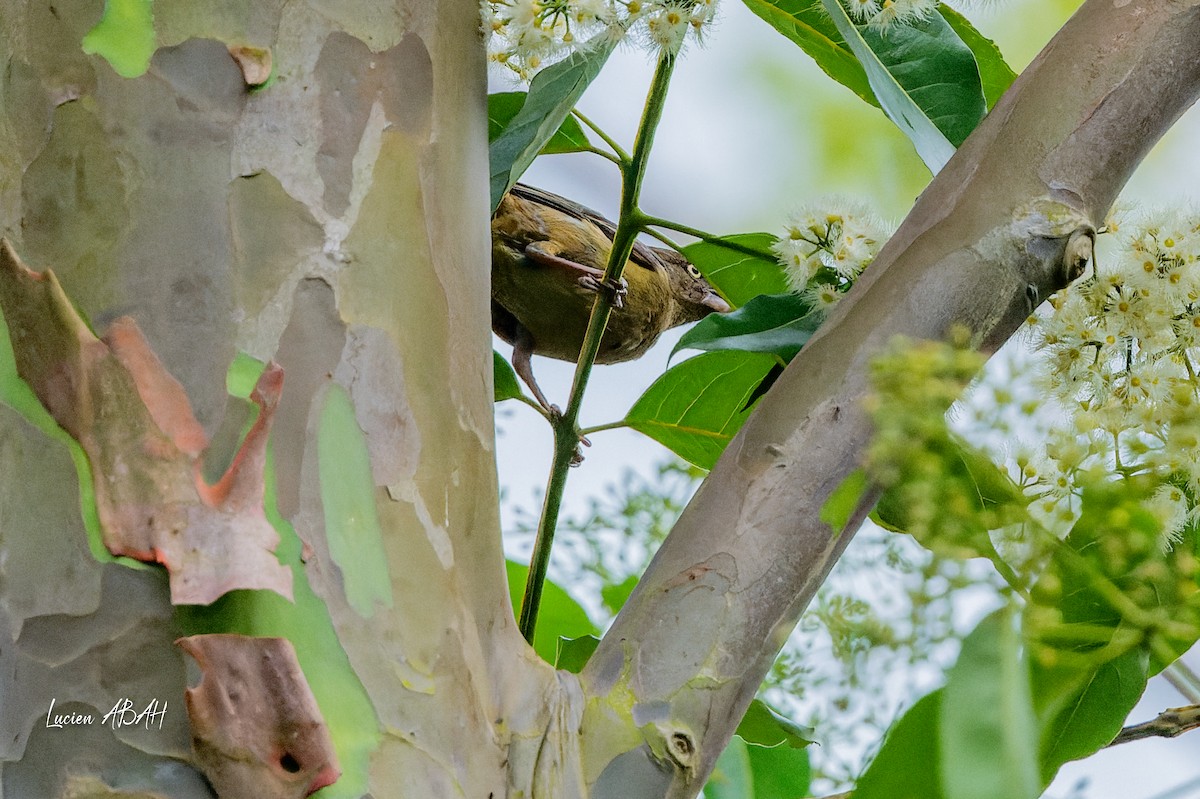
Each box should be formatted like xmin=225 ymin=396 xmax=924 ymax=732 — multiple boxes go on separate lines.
xmin=1109 ymin=704 xmax=1200 ymax=746
xmin=1163 ymin=667 xmax=1200 ymax=704
xmin=571 ymin=108 xmax=627 ymax=160
xmin=578 ymin=420 xmax=628 ymax=437
xmin=1166 ymin=659 xmax=1200 ymax=701
xmin=636 ymin=213 xmax=779 ymax=261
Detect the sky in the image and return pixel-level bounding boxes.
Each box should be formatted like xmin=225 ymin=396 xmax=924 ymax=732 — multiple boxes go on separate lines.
xmin=490 ymin=2 xmax=1200 ymax=796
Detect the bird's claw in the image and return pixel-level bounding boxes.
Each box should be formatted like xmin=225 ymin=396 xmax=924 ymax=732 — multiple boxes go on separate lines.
xmin=579 ymin=275 xmax=629 ymax=309
xmin=568 ymin=434 xmax=592 ymax=467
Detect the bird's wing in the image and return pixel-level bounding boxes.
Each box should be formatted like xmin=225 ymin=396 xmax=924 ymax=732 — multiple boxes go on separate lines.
xmin=510 ymin=183 xmax=664 ymax=272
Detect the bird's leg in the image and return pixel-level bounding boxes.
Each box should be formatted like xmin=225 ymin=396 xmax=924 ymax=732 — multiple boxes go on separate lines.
xmin=510 ymin=324 xmax=559 ymax=417
xmin=524 ymin=242 xmax=628 ymax=309
xmin=510 ymin=315 xmax=591 ymax=466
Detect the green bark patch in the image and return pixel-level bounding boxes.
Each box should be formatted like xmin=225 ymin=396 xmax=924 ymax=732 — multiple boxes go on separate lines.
xmin=318 ymin=384 xmax=393 ymax=617
xmin=82 ymin=0 xmax=156 ymax=78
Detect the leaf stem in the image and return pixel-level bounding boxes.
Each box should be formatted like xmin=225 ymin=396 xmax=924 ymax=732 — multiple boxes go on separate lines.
xmin=519 ymin=52 xmax=678 ymax=643
xmin=1163 ymin=661 xmax=1200 ymax=704
xmin=637 ymin=213 xmax=779 ymax=261
xmin=581 ymin=145 xmax=622 ymax=165
xmin=578 ymin=420 xmax=629 ymax=436
xmin=642 ymin=227 xmax=683 ymax=251
xmin=572 ymin=108 xmax=628 ymax=160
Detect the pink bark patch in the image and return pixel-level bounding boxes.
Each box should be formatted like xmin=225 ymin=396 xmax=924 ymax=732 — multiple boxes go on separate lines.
xmin=179 ymin=635 xmax=340 ymax=799
xmin=0 ymin=239 xmax=292 ymax=605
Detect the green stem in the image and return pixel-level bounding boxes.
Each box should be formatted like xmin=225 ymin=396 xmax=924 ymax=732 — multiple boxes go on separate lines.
xmin=637 ymin=213 xmax=779 ymax=261
xmin=990 ymin=554 xmax=1027 ymax=599
xmin=515 ymin=394 xmax=553 ymax=419
xmin=579 ymin=420 xmax=629 ymax=436
xmin=1164 ymin=660 xmax=1200 ymax=703
xmin=1163 ymin=668 xmax=1200 ymax=704
xmin=643 ymin=227 xmax=683 ymax=251
xmin=572 ymin=108 xmax=628 ymax=160
xmin=581 ymin=145 xmax=622 ymax=166
xmin=519 ymin=52 xmax=679 ymax=644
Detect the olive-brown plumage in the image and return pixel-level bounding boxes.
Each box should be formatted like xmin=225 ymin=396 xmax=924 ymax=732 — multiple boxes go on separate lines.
xmin=492 ymin=183 xmax=729 ymax=409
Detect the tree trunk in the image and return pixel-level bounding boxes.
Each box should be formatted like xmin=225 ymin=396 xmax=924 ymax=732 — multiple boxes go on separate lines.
xmin=0 ymin=1 xmax=523 ymax=796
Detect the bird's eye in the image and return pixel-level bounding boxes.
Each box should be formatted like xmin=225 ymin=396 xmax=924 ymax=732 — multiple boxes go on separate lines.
xmin=686 ymin=264 xmax=702 ymax=279
xmin=1025 ymin=283 xmax=1040 ymax=310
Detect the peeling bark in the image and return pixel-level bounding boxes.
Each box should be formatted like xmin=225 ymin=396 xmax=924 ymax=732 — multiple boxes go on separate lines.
xmin=0 ymin=241 xmax=293 ymax=605
xmin=179 ymin=635 xmax=339 ymax=799
xmin=0 ymin=0 xmax=509 ymax=795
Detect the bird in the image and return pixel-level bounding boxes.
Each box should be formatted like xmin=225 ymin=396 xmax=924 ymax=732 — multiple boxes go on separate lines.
xmin=491 ymin=183 xmax=730 ymax=411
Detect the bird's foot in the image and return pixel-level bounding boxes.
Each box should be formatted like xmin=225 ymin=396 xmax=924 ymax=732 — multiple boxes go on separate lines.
xmin=578 ymin=275 xmax=629 ymax=309
xmin=569 ymin=434 xmax=591 ymax=467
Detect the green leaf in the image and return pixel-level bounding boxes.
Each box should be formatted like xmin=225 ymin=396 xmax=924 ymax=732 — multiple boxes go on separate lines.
xmin=1036 ymin=648 xmax=1149 ymax=785
xmin=487 ymin=92 xmax=591 ymax=154
xmin=746 ymin=742 xmax=811 ymax=799
xmin=505 ymin=560 xmax=598 ymax=663
xmin=821 ymin=468 xmax=870 ymax=538
xmin=937 ymin=7 xmax=1017 ymax=110
xmin=873 ymin=433 xmax=1027 ymax=562
xmin=819 ymin=0 xmax=979 ymax=171
xmin=1031 ymin=480 xmax=1200 ymax=670
xmin=940 ymin=606 xmax=1039 ymax=799
xmin=600 ymin=574 xmax=639 ymax=616
xmin=744 ymin=739 xmax=811 ymax=791
xmin=626 ymin=352 xmax=778 ymax=469
xmin=488 ymin=37 xmax=616 ymax=210
xmin=854 ymin=690 xmax=944 ymax=799
xmin=1022 ymin=480 xmax=1193 ymax=783
xmin=673 ymin=292 xmax=820 ymax=361
xmin=707 ymin=736 xmax=754 ymax=799
xmin=555 ymin=634 xmax=600 ymax=673
xmin=736 ymin=699 xmax=815 ymax=749
xmin=493 ymin=350 xmax=525 ymax=403
xmin=681 ymin=234 xmax=787 ymax=309
xmin=742 ymin=363 xmax=784 ymax=410
xmin=741 ymin=0 xmax=875 ymax=106
xmin=709 ymin=730 xmax=812 ymax=799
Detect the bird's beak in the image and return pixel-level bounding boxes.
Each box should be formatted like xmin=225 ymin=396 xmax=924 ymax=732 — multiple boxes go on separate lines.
xmin=703 ymin=291 xmax=731 ymax=314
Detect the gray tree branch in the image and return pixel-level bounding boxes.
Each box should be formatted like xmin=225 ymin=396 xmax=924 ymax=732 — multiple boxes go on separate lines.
xmin=570 ymin=1 xmax=1200 ymax=794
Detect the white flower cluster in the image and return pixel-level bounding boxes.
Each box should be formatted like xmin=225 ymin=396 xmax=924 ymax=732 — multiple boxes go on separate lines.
xmin=845 ymin=0 xmax=939 ymax=30
xmin=484 ymin=0 xmax=718 ymax=79
xmin=1026 ymin=209 xmax=1200 ymax=544
xmin=773 ymin=202 xmax=890 ymax=314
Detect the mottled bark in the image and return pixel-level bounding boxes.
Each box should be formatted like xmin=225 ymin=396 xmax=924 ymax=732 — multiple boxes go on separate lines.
xmin=581 ymin=1 xmax=1200 ymax=794
xmin=0 ymin=2 xmax=525 ymax=796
